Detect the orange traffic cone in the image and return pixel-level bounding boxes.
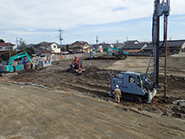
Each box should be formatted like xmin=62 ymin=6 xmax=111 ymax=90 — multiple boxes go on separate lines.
xmin=1 ymin=77 xmax=4 ymax=82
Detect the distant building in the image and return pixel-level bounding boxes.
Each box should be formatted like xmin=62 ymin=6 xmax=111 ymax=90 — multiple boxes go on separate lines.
xmin=143 ymin=40 xmax=185 ymax=53
xmin=33 ymin=42 xmax=61 ymax=55
xmin=124 ymin=40 xmax=140 ymax=44
xmin=122 ymin=43 xmax=147 ymax=52
xmin=69 ymin=41 xmax=89 ymax=53
xmin=0 ymin=43 xmax=15 ymax=54
xmin=113 ymin=43 xmax=125 ymax=50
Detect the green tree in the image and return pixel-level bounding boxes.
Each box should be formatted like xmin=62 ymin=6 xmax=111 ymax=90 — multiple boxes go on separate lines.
xmin=176 ymin=46 xmax=181 ymax=52
xmin=17 ymin=38 xmax=26 ymax=51
xmin=17 ymin=38 xmax=35 ymax=56
xmin=24 ymin=47 xmax=35 ymax=56
xmin=61 ymin=47 xmax=65 ymax=51
xmin=0 ymin=39 xmax=5 ymax=43
xmin=0 ymin=51 xmax=18 ymax=62
xmin=66 ymin=44 xmax=69 ymax=51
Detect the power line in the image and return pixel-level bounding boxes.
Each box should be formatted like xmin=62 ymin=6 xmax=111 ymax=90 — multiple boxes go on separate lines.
xmin=63 ymin=30 xmax=94 ymax=38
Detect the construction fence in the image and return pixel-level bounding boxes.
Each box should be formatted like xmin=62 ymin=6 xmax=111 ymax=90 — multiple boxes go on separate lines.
xmin=35 ymin=53 xmax=89 ymax=62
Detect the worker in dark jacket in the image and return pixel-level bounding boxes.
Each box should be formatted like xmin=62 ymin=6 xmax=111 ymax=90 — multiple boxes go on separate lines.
xmin=113 ymin=85 xmax=122 ymax=104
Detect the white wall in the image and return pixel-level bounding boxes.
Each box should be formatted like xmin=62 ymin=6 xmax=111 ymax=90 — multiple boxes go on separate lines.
xmin=51 ymin=43 xmax=61 ymax=54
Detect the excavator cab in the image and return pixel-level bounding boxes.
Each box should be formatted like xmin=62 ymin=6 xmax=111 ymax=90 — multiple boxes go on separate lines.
xmin=69 ymin=57 xmax=85 ymax=73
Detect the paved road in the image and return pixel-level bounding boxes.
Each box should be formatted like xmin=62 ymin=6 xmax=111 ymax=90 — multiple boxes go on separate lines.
xmin=0 ymin=81 xmax=185 ymax=138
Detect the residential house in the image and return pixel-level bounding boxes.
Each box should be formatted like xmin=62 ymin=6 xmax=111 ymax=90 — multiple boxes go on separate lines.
xmin=33 ymin=42 xmax=61 ymax=55
xmin=143 ymin=40 xmax=185 ymax=53
xmin=98 ymin=43 xmax=110 ymax=52
xmin=69 ymin=41 xmax=89 ymax=53
xmin=124 ymin=40 xmax=140 ymax=44
xmin=0 ymin=43 xmax=15 ymax=54
xmin=113 ymin=43 xmax=125 ymax=50
xmin=122 ymin=43 xmax=147 ymax=53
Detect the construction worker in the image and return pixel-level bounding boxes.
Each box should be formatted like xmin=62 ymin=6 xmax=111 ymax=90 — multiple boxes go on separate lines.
xmin=113 ymin=85 xmax=122 ymax=104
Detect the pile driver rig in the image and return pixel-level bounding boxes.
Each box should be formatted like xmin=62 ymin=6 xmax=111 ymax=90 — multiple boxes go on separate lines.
xmin=108 ymin=0 xmax=170 ymax=102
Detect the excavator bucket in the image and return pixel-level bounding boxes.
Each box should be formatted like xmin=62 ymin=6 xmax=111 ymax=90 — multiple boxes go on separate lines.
xmin=78 ymin=69 xmax=82 ymax=74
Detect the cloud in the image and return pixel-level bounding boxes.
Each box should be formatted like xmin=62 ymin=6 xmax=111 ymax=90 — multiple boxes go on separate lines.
xmin=0 ymin=0 xmax=185 ymax=44
xmin=0 ymin=0 xmax=153 ymax=29
xmin=1 ymin=0 xmax=184 ymax=30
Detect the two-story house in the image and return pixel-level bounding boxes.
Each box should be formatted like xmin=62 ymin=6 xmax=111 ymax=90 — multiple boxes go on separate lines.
xmin=33 ymin=42 xmax=61 ymax=56
xmin=69 ymin=41 xmax=90 ymax=53
xmin=0 ymin=43 xmax=15 ymax=54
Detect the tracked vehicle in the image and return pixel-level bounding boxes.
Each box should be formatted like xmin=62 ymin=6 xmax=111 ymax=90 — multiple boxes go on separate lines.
xmin=108 ymin=71 xmax=156 ymax=102
xmin=108 ymin=0 xmax=170 ymax=102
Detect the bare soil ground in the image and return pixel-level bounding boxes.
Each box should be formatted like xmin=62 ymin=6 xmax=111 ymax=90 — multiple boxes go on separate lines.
xmin=1 ymin=55 xmax=185 ymax=138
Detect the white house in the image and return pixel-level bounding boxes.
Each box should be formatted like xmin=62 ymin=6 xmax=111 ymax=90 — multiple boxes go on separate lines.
xmin=50 ymin=43 xmax=61 ymax=54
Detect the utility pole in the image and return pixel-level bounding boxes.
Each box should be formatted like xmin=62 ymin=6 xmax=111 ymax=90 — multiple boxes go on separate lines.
xmin=96 ymin=36 xmax=98 ymax=50
xmin=8 ymin=42 xmax=11 ymax=58
xmin=16 ymin=37 xmax=18 ymax=49
xmin=58 ymin=28 xmax=63 ymax=48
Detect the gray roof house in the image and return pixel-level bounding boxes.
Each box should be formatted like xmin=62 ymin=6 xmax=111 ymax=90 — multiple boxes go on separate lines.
xmin=124 ymin=40 xmax=140 ymax=44
xmin=122 ymin=43 xmax=147 ymax=51
xmin=33 ymin=42 xmax=61 ymax=55
xmin=143 ymin=40 xmax=185 ymax=53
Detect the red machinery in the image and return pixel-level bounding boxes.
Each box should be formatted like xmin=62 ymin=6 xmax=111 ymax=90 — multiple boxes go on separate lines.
xmin=70 ymin=57 xmax=85 ymax=73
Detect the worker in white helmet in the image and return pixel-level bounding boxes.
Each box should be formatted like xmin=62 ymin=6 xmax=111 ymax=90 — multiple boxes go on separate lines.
xmin=113 ymin=85 xmax=122 ymax=104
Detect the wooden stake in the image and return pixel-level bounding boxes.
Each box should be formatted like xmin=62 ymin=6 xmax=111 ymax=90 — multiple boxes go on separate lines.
xmin=153 ymin=97 xmax=155 ymax=112
xmin=52 ymin=84 xmax=54 ymax=91
xmin=23 ymin=76 xmax=25 ymax=84
xmin=67 ymin=84 xmax=69 ymax=95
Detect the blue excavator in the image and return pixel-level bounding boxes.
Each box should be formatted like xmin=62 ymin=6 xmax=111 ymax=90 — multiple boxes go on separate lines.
xmin=0 ymin=51 xmax=35 ymax=72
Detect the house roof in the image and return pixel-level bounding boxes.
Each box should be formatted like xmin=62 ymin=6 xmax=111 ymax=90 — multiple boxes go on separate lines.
xmin=143 ymin=40 xmax=185 ymax=51
xmin=41 ymin=50 xmax=54 ymax=54
xmin=33 ymin=42 xmax=58 ymax=48
xmin=69 ymin=41 xmax=88 ymax=46
xmin=125 ymin=40 xmax=139 ymax=44
xmin=0 ymin=43 xmax=15 ymax=46
xmin=122 ymin=43 xmax=145 ymax=50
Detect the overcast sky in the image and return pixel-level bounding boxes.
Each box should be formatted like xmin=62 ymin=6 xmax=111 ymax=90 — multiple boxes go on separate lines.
xmin=0 ymin=0 xmax=185 ymax=45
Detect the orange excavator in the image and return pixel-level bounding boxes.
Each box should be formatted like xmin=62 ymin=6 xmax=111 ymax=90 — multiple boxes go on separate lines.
xmin=69 ymin=57 xmax=85 ymax=73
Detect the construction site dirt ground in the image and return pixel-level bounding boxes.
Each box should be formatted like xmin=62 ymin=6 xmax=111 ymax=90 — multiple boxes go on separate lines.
xmin=1 ymin=55 xmax=185 ymax=138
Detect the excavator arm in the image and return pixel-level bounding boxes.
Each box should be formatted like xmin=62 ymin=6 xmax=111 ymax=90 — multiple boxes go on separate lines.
xmin=8 ymin=51 xmax=34 ymax=66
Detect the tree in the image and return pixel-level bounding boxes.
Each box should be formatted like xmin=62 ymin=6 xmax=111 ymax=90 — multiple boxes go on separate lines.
xmin=24 ymin=47 xmax=35 ymax=56
xmin=17 ymin=38 xmax=26 ymax=51
xmin=66 ymin=44 xmax=69 ymax=51
xmin=176 ymin=46 xmax=181 ymax=52
xmin=0 ymin=39 xmax=5 ymax=43
xmin=17 ymin=38 xmax=35 ymax=56
xmin=61 ymin=47 xmax=65 ymax=52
